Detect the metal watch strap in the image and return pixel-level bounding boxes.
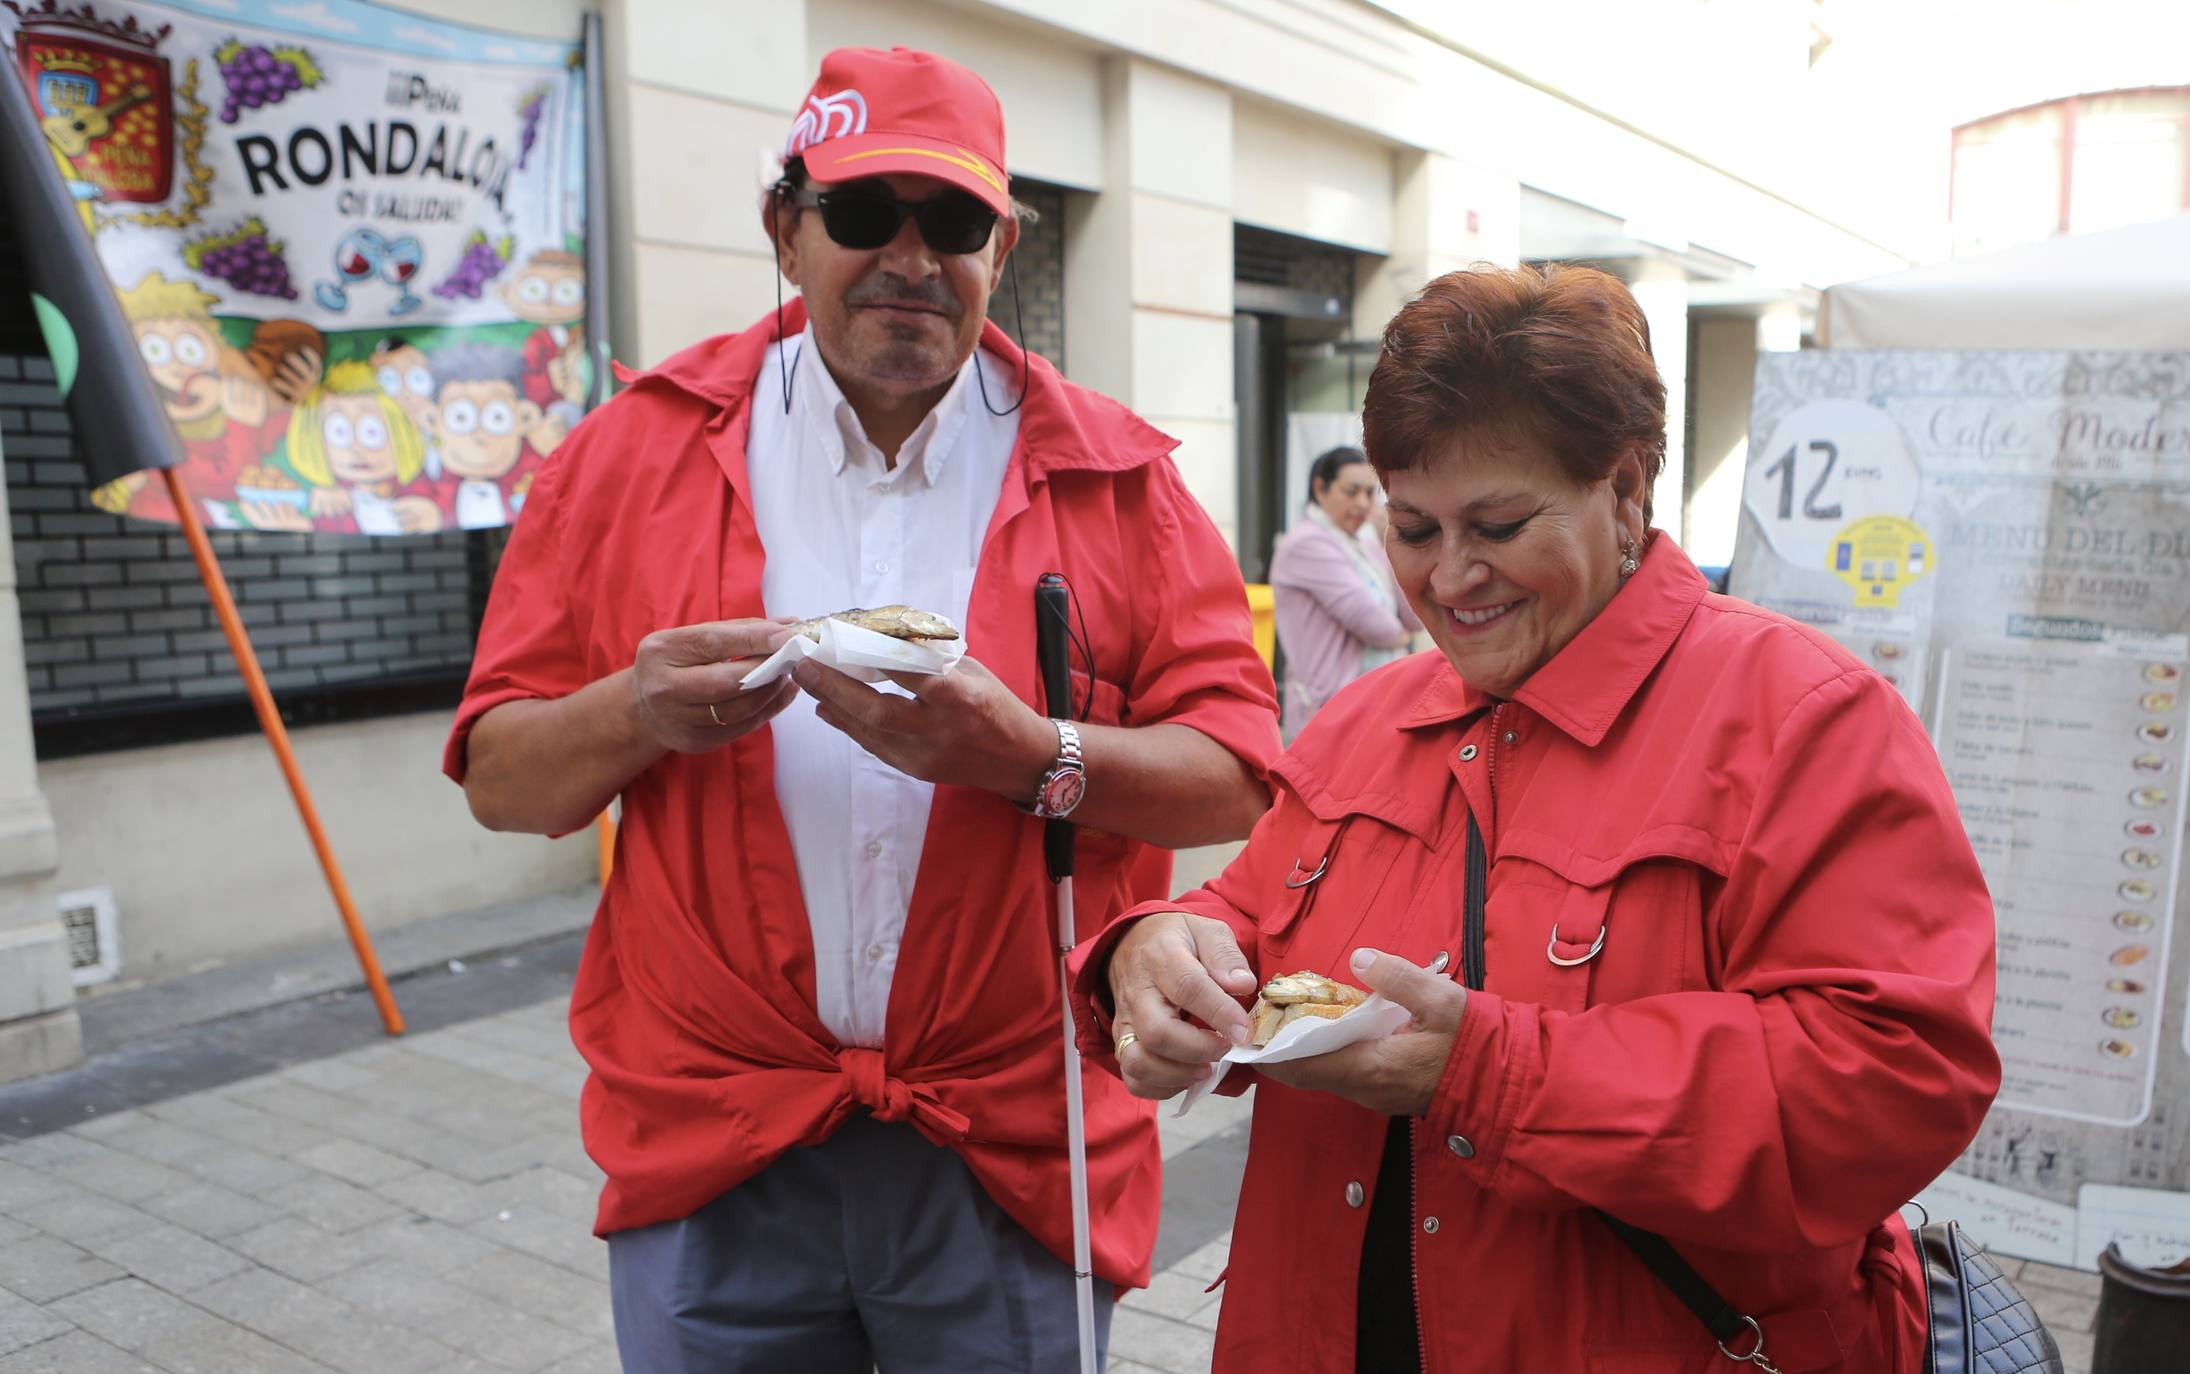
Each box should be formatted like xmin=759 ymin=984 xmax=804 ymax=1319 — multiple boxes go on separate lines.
xmin=1030 ymin=718 xmax=1083 ymax=819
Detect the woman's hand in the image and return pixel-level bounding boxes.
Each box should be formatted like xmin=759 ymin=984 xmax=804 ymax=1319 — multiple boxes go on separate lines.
xmin=1256 ymin=949 xmax=1468 ymax=1117
xmin=1105 ymin=911 xmax=1258 ymax=1100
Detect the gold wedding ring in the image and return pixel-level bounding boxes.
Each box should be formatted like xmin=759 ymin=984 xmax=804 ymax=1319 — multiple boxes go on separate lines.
xmin=708 ymin=701 xmax=726 ymax=727
xmin=1115 ymin=1031 xmax=1138 ymax=1056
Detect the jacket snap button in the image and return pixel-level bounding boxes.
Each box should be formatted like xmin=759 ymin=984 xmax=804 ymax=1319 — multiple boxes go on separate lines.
xmin=1344 ymin=1181 xmax=1365 ymax=1208
xmin=1447 ymin=1134 xmax=1475 ymax=1158
xmin=1458 ymin=745 xmax=1478 ymax=761
xmin=1423 ymin=1216 xmax=1440 ymax=1234
xmin=1503 ymin=730 xmax=1518 ymax=743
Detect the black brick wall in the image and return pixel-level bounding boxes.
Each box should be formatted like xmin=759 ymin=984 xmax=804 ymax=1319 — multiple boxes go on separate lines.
xmin=994 ymin=180 xmax=1064 ymax=370
xmin=0 ymin=354 xmax=495 ymax=736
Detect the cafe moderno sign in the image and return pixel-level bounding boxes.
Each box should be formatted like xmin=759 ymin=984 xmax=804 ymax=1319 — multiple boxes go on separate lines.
xmin=1 ymin=0 xmax=591 ymax=534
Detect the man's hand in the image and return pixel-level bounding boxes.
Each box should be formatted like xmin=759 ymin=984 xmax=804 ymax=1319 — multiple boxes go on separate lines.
xmin=634 ymin=619 xmax=797 ymax=755
xmin=1104 ymin=911 xmax=1258 ymax=1100
xmin=791 ymin=655 xmax=1057 ymax=800
xmin=1255 ymin=949 xmax=1467 ymax=1117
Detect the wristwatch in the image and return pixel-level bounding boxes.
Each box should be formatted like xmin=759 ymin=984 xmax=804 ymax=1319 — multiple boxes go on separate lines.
xmin=1028 ymin=719 xmax=1086 ymax=820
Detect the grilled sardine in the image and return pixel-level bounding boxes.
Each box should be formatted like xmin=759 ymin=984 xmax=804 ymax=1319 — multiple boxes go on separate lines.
xmin=791 ymin=605 xmax=961 ymax=644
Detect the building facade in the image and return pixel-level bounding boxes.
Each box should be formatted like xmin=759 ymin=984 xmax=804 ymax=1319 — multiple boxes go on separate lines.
xmin=0 ymin=0 xmax=1919 ymax=1079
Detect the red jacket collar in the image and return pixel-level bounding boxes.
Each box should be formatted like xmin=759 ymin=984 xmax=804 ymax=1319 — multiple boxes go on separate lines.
xmin=610 ymin=298 xmax=1178 ymax=478
xmin=1401 ymin=535 xmax=1709 ymax=745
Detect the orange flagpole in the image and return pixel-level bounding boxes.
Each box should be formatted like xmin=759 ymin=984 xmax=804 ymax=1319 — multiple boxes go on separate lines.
xmin=161 ymin=468 xmax=405 ymax=1035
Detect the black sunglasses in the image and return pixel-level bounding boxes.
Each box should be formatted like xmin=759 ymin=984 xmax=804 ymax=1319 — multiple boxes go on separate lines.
xmin=789 ymin=185 xmax=997 ymax=255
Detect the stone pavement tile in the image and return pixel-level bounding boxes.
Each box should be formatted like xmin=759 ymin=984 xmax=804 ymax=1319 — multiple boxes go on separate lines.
xmin=10 ymin=1194 xmax=153 ymax=1250
xmin=2054 ymin=1323 xmax=2094 ymax=1374
xmin=171 ymin=1146 xmax=310 ymax=1200
xmin=50 ymin=1278 xmax=333 ymax=1373
xmin=191 ymin=1268 xmax=457 ymax=1374
xmin=223 ymin=1219 xmax=382 ymax=1286
xmin=2017 ymin=1259 xmax=2103 ymax=1299
xmin=0 ymin=1331 xmax=159 ymax=1373
xmin=370 ymin=1172 xmax=498 ymax=1227
xmin=276 ymin=1059 xmax=380 ymax=1097
xmin=80 ymin=1225 xmax=249 ymax=1296
xmin=263 ymin=1175 xmax=404 ymax=1235
xmin=438 ymin=1246 xmax=613 ymax=1345
xmin=0 ymin=1286 xmax=71 ymax=1356
xmin=467 ymin=1212 xmax=607 ymax=1285
xmin=141 ymin=1098 xmax=329 ymax=1164
xmin=322 ymin=1259 xmax=598 ymax=1372
xmin=1164 ymin=1236 xmax=1231 ymax=1285
xmin=1156 ymin=1087 xmax=1253 ymax=1162
xmin=0 ymin=1138 xmax=105 ymax=1174
xmin=1107 ymin=1307 xmax=1216 ymax=1373
xmin=534 ymin=1347 xmax=619 ymax=1374
xmin=0 ymin=1237 xmax=124 ymax=1305
xmin=66 ymin=1116 xmax=224 ymax=1174
xmin=0 ymin=1165 xmax=56 ymax=1216
xmin=1118 ymin=1270 xmax=1221 ymax=1323
xmin=136 ymin=1183 xmax=282 ymax=1240
xmin=0 ymin=1224 xmax=28 ymax=1251
xmin=350 ymin=1217 xmax=508 ymax=1280
xmin=404 ymin=1030 xmax=581 ymax=1095
xmin=2026 ymin=1283 xmax=2098 ymax=1336
xmin=475 ymin=1169 xmax=596 ymax=1225
xmin=292 ymin=1141 xmax=421 ymax=1190
xmin=37 ymin=1148 xmax=193 ymax=1208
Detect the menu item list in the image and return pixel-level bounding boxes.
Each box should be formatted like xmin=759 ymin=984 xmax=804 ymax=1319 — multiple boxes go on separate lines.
xmin=1932 ymin=643 xmax=2189 ymax=1126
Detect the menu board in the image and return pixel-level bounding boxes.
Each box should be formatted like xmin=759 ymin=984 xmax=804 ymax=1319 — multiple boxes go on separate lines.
xmin=1933 ymin=641 xmax=2188 ymax=1125
xmin=1730 ymin=349 xmax=2190 ymax=1268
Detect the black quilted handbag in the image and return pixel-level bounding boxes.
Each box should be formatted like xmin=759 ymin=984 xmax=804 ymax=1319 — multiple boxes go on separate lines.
xmin=1600 ymin=1209 xmax=2067 ymax=1372
xmin=1912 ymin=1217 xmax=2065 ymax=1374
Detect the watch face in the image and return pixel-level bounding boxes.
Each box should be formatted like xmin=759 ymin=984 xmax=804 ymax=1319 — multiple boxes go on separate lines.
xmin=1043 ymin=770 xmax=1085 ymax=815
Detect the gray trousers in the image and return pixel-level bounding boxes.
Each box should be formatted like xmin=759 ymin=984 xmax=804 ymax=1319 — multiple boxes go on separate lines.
xmin=608 ymin=1114 xmax=1114 ymax=1373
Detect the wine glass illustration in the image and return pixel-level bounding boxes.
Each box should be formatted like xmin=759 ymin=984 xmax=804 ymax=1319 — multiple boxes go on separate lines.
xmin=380 ymin=236 xmax=424 ymax=316
xmin=315 ymin=228 xmax=383 ymax=311
xmin=315 ymin=228 xmax=426 ymax=315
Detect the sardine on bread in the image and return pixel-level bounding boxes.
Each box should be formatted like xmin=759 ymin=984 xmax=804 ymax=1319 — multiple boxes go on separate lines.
xmin=1247 ymin=970 xmax=1366 ymax=1046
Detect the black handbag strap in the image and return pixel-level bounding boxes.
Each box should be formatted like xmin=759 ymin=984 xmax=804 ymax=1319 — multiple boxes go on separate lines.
xmin=1459 ymin=808 xmax=1778 ymax=1370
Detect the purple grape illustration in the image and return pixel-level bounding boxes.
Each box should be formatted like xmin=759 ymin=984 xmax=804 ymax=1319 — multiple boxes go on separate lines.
xmin=431 ymin=230 xmax=515 ymax=301
xmin=214 ymin=39 xmax=323 ymax=125
xmin=516 ymin=85 xmax=549 ymax=171
xmin=183 ymin=218 xmax=301 ymax=300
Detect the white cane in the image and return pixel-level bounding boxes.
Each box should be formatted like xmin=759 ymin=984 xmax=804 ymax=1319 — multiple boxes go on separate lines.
xmin=1037 ymin=573 xmax=1099 ymax=1374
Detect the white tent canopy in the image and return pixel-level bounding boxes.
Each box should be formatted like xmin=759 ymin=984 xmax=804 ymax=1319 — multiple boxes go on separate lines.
xmin=1819 ymin=212 xmax=2190 ymax=350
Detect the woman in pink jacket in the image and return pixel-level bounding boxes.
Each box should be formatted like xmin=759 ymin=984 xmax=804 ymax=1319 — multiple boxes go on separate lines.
xmin=1270 ymin=447 xmax=1423 ymax=741
xmin=1070 ymin=264 xmax=2001 ymax=1373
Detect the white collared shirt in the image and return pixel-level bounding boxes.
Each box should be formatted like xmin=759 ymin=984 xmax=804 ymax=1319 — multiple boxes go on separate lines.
xmin=745 ymin=331 xmax=1021 ymax=1048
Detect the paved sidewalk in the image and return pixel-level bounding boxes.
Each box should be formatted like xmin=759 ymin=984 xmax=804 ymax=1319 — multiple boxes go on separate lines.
xmin=0 ymin=955 xmax=2105 ymax=1374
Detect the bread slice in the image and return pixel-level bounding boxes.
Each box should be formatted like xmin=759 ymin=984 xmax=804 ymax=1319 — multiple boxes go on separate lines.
xmin=1249 ymin=999 xmax=1288 ymax=1047
xmin=1260 ymin=971 xmax=1367 ymax=1006
xmin=1278 ymin=1002 xmax=1351 ymax=1031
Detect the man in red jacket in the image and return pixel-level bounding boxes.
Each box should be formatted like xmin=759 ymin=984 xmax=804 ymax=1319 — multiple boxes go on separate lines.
xmin=447 ymin=45 xmax=1279 ymax=1373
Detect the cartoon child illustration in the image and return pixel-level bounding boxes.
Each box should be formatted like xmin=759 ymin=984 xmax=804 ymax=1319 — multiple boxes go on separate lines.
xmin=499 ymin=248 xmax=587 ymax=445
xmin=423 ymin=342 xmax=552 ymax=530
xmin=258 ymin=360 xmax=441 ymax=534
xmin=370 ymin=337 xmax=440 ymax=476
xmin=93 ymin=273 xmax=320 ymax=522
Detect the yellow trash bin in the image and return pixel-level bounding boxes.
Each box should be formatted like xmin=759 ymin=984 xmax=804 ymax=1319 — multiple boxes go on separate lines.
xmin=1245 ymin=583 xmax=1275 ymax=671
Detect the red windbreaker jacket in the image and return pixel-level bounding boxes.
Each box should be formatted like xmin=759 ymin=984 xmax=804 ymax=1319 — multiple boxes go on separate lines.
xmin=1071 ymin=537 xmax=2001 ymax=1371
xmin=446 ymin=302 xmax=1281 ymax=1287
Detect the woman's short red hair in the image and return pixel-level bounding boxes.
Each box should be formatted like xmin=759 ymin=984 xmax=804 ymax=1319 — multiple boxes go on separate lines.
xmin=1361 ymin=263 xmax=1667 ymax=521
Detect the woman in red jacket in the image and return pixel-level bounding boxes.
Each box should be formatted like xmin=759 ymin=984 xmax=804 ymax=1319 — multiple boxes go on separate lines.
xmin=1070 ymin=264 xmax=2001 ymax=1373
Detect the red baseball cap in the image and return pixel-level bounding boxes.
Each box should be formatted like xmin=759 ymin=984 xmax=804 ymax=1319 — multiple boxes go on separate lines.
xmin=784 ymin=47 xmax=1011 ymax=216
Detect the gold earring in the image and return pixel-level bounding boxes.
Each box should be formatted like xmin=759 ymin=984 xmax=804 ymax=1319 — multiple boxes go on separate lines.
xmin=1618 ymin=536 xmax=1639 ymax=579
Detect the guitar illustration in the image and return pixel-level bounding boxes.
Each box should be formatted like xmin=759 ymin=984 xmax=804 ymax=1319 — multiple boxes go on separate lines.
xmin=41 ymin=83 xmax=153 ymax=158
